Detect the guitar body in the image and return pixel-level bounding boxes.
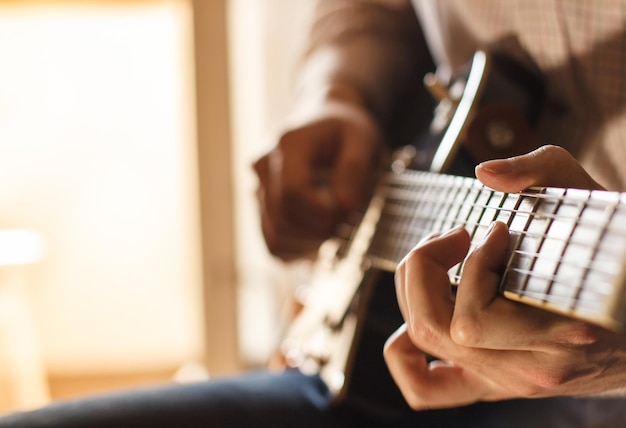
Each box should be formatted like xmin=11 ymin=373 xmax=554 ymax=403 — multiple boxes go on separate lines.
xmin=279 ymin=49 xmax=548 ymax=410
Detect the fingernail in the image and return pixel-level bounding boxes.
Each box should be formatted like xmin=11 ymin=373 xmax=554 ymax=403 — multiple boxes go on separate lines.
xmin=477 ymin=158 xmax=513 ymax=174
xmin=418 ymin=225 xmax=463 ymax=245
xmin=441 ymin=225 xmax=466 ymax=237
xmin=481 ymin=222 xmax=498 ymax=242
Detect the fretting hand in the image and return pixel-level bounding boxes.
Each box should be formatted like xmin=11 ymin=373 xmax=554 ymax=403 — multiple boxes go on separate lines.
xmin=384 ymin=145 xmax=626 ymax=409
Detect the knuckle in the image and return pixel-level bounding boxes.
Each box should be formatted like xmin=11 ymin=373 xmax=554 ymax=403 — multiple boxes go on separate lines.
xmin=399 ymin=246 xmax=428 ymax=277
xmin=556 ymin=322 xmax=600 ymax=346
xmin=406 ymin=244 xmax=430 ymax=263
xmin=450 ymin=315 xmax=483 ymax=347
xmin=407 ymin=322 xmax=441 ymax=349
xmin=538 ymin=144 xmax=563 ymax=155
xmin=526 ymin=369 xmax=569 ymax=391
xmin=536 ymin=144 xmax=575 ymax=164
xmin=515 ymin=364 xmax=583 ymax=397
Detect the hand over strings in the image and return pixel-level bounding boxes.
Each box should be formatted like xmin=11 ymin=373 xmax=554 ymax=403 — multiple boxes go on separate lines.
xmin=384 ymin=145 xmax=626 ymax=409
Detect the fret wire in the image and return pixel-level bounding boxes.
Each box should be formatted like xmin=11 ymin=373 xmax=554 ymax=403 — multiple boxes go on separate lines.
xmin=448 ymin=181 xmax=482 ymax=279
xmin=404 ymin=174 xmax=431 ymax=262
xmin=498 ymin=280 xmax=613 ymax=304
xmin=506 ymin=286 xmax=614 ymax=301
xmin=430 ymin=175 xmax=462 ymax=234
xmin=387 ymin=171 xmax=593 ymax=206
xmin=511 ymin=248 xmax=619 ymax=277
xmin=387 ymin=171 xmax=616 ymax=213
xmin=441 ymin=177 xmax=474 ymax=231
xmin=369 ymin=244 xmax=621 ymax=310
xmin=368 ymin=221 xmax=622 ymax=281
xmin=441 ymin=176 xmax=470 ymax=232
xmin=519 ymin=188 xmax=565 ymax=303
xmin=447 ymin=273 xmax=615 ymax=302
xmin=398 ymin=173 xmax=422 ymax=262
xmin=372 ymin=184 xmax=445 ymax=260
xmin=451 ymin=186 xmax=495 ymax=279
xmin=422 ymin=173 xmax=450 ymax=233
xmin=382 ymin=194 xmax=626 ymax=237
xmin=448 ymin=274 xmax=614 ymax=299
xmin=375 ymin=175 xmax=474 ymax=257
xmin=548 ymin=189 xmax=589 ymax=310
xmin=466 ymin=189 xmax=509 ymax=263
xmin=498 ymin=192 xmax=538 ymax=295
xmin=450 ymin=263 xmax=615 ymax=299
xmin=485 ymin=190 xmax=509 ymax=225
xmin=507 ymin=267 xmax=591 ymax=290
xmin=375 ymin=170 xmax=626 ymax=262
xmin=402 ymin=173 xmax=438 ymax=263
xmin=364 ymin=170 xmax=626 ymax=327
xmin=381 ymin=200 xmax=626 ymax=252
xmin=373 ymin=175 xmax=423 ymax=260
xmin=369 ymin=176 xmax=459 ymax=260
xmin=385 ymin=174 xmax=429 ymax=261
xmin=570 ymin=191 xmax=620 ymax=311
xmin=372 ymin=200 xmax=626 ymax=269
xmin=385 ymin=173 xmax=626 ymax=228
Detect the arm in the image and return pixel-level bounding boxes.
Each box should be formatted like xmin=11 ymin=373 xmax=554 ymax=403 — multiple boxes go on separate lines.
xmin=384 ymin=145 xmax=626 ymax=409
xmin=254 ymin=0 xmax=432 ymax=261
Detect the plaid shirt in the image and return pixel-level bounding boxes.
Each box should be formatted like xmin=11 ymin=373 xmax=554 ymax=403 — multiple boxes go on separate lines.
xmin=414 ymin=0 xmax=626 ymax=190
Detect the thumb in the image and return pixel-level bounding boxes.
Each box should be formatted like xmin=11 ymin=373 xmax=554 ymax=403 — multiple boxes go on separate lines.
xmin=475 ymin=145 xmax=604 ymax=192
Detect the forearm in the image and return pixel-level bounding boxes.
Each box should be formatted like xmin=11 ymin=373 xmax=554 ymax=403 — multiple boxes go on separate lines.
xmin=291 ymin=0 xmax=433 ymax=139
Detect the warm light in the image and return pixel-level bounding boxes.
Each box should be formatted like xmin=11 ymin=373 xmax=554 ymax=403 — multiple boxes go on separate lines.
xmin=0 ymin=1 xmax=204 ymax=376
xmin=0 ymin=230 xmax=44 ymax=266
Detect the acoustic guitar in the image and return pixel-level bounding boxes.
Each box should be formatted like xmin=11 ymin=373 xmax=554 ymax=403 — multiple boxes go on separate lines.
xmin=276 ymin=49 xmax=626 ymax=409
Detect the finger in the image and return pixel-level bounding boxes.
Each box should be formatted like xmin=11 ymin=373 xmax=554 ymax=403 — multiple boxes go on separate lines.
xmin=384 ymin=325 xmax=489 ymax=410
xmin=254 ymin=151 xmax=334 ymax=258
xmin=331 ymin=129 xmax=380 ymax=211
xmin=451 ymin=221 xmax=571 ymax=351
xmin=258 ymin=211 xmax=325 ymax=260
xmin=271 ymin=142 xmax=338 ymax=236
xmin=277 ymin=127 xmax=336 ymax=206
xmin=475 ymin=145 xmax=605 ymax=192
xmin=394 ymin=232 xmax=441 ymax=321
xmin=396 ymin=226 xmax=470 ymax=349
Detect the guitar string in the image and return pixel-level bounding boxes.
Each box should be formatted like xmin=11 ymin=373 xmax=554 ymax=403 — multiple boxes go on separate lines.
xmin=374 ymin=209 xmax=626 ymax=259
xmin=384 ymin=169 xmax=624 ymax=204
xmin=365 ymin=230 xmax=619 ymax=303
xmin=378 ymin=179 xmax=626 ymax=243
xmin=325 ymin=171 xmax=626 ymax=310
xmin=371 ymin=206 xmax=622 ymax=295
xmin=381 ymin=181 xmax=626 ymax=223
xmin=370 ymin=207 xmax=624 ymax=270
xmin=364 ymin=179 xmax=625 ymax=306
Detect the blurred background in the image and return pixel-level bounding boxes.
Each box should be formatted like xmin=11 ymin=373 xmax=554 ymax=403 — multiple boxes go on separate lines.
xmin=0 ymin=0 xmax=314 ymax=412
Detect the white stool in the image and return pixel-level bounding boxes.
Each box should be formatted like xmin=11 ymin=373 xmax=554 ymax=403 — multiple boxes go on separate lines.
xmin=0 ymin=230 xmax=49 ymax=413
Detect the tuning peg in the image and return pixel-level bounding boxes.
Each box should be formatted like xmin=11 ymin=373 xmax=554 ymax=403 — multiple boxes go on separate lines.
xmin=423 ymin=72 xmax=449 ymax=101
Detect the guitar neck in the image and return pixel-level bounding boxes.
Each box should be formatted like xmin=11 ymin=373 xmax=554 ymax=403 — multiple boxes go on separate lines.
xmin=364 ymin=169 xmax=626 ymax=331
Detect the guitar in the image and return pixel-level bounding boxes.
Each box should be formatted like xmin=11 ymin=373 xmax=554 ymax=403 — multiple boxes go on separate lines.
xmin=277 ymin=49 xmax=626 ymax=408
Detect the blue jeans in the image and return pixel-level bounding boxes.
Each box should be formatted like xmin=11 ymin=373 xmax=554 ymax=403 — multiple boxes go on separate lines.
xmin=1 ymin=370 xmax=625 ymax=427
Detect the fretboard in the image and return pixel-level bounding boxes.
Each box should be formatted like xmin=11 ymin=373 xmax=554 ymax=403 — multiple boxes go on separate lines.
xmin=364 ymin=169 xmax=626 ymax=331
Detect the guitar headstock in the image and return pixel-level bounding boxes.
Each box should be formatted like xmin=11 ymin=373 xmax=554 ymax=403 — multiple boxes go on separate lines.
xmin=413 ymin=49 xmax=545 ymax=176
